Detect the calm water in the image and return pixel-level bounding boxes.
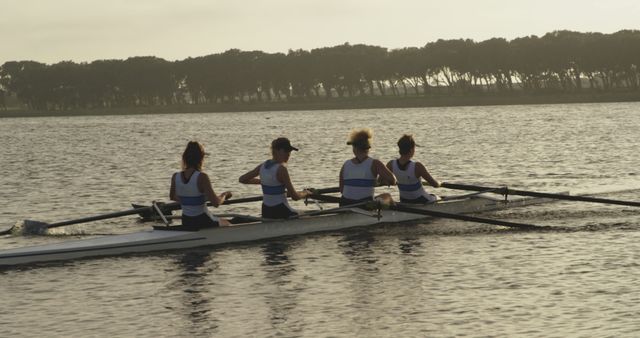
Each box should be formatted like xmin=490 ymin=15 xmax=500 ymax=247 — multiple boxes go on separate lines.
xmin=1 ymin=103 xmax=640 ymax=337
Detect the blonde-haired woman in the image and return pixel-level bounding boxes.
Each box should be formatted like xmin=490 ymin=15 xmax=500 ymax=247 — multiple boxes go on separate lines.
xmin=386 ymin=134 xmax=441 ymax=204
xmin=169 ymin=141 xmax=232 ymax=228
xmin=339 ymin=128 xmax=396 ymax=206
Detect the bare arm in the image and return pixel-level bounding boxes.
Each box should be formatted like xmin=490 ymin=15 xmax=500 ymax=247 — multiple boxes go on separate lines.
xmin=386 ymin=160 xmax=393 ymax=173
xmin=415 ymin=161 xmax=440 ymax=187
xmin=277 ymin=165 xmax=309 ymax=201
xmin=373 ymin=159 xmax=397 ymax=186
xmin=199 ymin=172 xmax=232 ymax=207
xmin=239 ymin=164 xmax=262 ymax=184
xmin=169 ymin=173 xmax=178 ymax=202
xmin=339 ymin=165 xmax=344 ymax=194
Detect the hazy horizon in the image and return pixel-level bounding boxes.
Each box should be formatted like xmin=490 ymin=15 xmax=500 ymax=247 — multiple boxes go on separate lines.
xmin=1 ymin=0 xmax=639 ymax=64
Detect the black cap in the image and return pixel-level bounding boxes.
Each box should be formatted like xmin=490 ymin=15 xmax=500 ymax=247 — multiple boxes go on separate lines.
xmin=272 ymin=137 xmax=299 ymax=151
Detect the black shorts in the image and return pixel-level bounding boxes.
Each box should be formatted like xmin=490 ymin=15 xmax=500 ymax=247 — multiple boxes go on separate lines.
xmin=181 ymin=213 xmax=219 ymax=229
xmin=262 ymin=203 xmax=298 ymax=219
xmin=339 ymin=196 xmax=374 ymax=207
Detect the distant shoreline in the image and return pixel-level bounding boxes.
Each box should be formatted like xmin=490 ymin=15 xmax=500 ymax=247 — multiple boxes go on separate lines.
xmin=2 ymin=91 xmax=640 ymax=118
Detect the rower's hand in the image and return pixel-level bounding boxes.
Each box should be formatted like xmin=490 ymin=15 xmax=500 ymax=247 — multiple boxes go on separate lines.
xmin=222 ymin=191 xmax=233 ymax=199
xmin=375 ymin=193 xmax=395 ymax=206
xmin=302 ymin=189 xmax=313 ymax=197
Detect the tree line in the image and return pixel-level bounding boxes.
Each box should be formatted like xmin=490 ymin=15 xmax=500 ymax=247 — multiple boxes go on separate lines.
xmin=1 ymin=30 xmax=639 ymax=111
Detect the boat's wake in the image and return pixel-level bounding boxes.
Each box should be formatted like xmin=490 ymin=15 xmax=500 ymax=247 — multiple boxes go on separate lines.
xmin=8 ymin=221 xmax=114 ymax=237
xmin=365 ymin=205 xmax=640 ymax=237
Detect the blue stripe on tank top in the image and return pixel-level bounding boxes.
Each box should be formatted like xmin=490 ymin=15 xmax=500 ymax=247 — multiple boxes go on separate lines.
xmin=179 ymin=195 xmax=206 ymax=205
xmin=397 ymin=181 xmax=422 ymax=191
xmin=262 ymin=184 xmax=286 ymax=195
xmin=343 ymin=179 xmax=375 ymax=187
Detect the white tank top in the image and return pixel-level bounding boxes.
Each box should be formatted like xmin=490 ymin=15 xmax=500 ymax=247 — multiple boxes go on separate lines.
xmin=391 ymin=160 xmax=435 ymax=202
xmin=259 ymin=160 xmax=292 ymax=208
xmin=175 ymin=171 xmax=218 ymax=219
xmin=341 ymin=157 xmax=376 ymax=200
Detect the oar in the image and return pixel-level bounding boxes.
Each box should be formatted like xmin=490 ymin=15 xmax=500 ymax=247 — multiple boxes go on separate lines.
xmin=388 ymin=203 xmax=546 ymax=229
xmin=3 ymin=206 xmax=156 ymax=235
xmin=441 ymin=182 xmax=640 ymax=207
xmin=1 ymin=186 xmax=341 ymax=235
xmin=0 ymin=196 xmax=267 ymax=235
xmin=307 ymin=193 xmax=545 ymax=229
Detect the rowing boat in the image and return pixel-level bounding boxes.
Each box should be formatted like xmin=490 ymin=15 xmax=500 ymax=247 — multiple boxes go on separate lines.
xmin=0 ymin=193 xmax=550 ymax=267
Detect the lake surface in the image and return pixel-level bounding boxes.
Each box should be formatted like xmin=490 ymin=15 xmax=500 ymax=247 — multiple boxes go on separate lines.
xmin=1 ymin=103 xmax=640 ymax=337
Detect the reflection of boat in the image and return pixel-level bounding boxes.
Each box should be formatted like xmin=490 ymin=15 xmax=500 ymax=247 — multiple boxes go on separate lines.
xmin=0 ymin=193 xmax=551 ymax=267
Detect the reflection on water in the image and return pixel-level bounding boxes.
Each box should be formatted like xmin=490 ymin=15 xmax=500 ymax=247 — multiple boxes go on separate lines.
xmin=339 ymin=231 xmax=378 ymax=266
xmin=169 ymin=251 xmax=219 ymax=336
xmin=260 ymin=242 xmax=301 ymax=333
xmin=398 ymin=237 xmax=422 ymax=255
xmin=262 ymin=242 xmax=292 ymax=268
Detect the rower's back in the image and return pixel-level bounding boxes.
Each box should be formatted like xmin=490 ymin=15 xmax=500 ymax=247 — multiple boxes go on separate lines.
xmin=341 ymin=157 xmax=376 ymax=202
xmin=391 ymin=160 xmax=437 ymax=203
xmin=259 ymin=160 xmax=290 ymax=208
xmin=175 ymin=170 xmax=206 ymax=216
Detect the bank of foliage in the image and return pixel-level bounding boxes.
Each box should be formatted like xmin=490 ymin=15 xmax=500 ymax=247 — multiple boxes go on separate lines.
xmin=1 ymin=30 xmax=639 ymax=110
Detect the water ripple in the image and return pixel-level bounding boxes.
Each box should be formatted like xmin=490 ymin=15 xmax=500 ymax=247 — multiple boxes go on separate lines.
xmin=1 ymin=103 xmax=640 ymax=337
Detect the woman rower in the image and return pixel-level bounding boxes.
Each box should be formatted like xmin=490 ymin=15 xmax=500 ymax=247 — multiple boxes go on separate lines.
xmin=340 ymin=128 xmax=397 ymax=206
xmin=170 ymin=141 xmax=233 ymax=228
xmin=239 ymin=137 xmax=310 ymax=219
xmin=386 ymin=134 xmax=441 ymax=204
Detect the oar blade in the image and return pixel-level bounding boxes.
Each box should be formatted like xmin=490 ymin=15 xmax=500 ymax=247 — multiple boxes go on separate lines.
xmin=0 ymin=220 xmax=50 ymax=236
xmin=22 ymin=220 xmax=51 ymax=235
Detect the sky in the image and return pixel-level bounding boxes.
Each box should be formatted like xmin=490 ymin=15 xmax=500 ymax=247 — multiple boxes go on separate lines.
xmin=1 ymin=0 xmax=639 ymax=64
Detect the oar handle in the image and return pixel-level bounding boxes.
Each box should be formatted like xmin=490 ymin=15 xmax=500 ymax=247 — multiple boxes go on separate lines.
xmin=307 ymin=186 xmax=341 ymax=195
xmin=308 ymin=193 xmax=342 ymax=204
xmin=224 ymin=195 xmax=263 ymax=205
xmin=442 ymin=182 xmax=640 ymax=207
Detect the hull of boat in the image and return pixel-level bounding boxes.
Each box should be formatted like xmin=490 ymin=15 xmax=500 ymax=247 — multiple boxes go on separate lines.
xmin=0 ymin=194 xmax=546 ymax=266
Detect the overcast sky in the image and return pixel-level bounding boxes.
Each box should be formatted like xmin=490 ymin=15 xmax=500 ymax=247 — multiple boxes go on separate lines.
xmin=1 ymin=0 xmax=638 ymax=64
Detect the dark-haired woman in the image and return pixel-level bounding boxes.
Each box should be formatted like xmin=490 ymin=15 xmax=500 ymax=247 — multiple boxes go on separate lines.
xmin=239 ymin=137 xmax=310 ymax=219
xmin=170 ymin=141 xmax=232 ymax=228
xmin=340 ymin=128 xmax=396 ymax=206
xmin=386 ymin=134 xmax=440 ymax=204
